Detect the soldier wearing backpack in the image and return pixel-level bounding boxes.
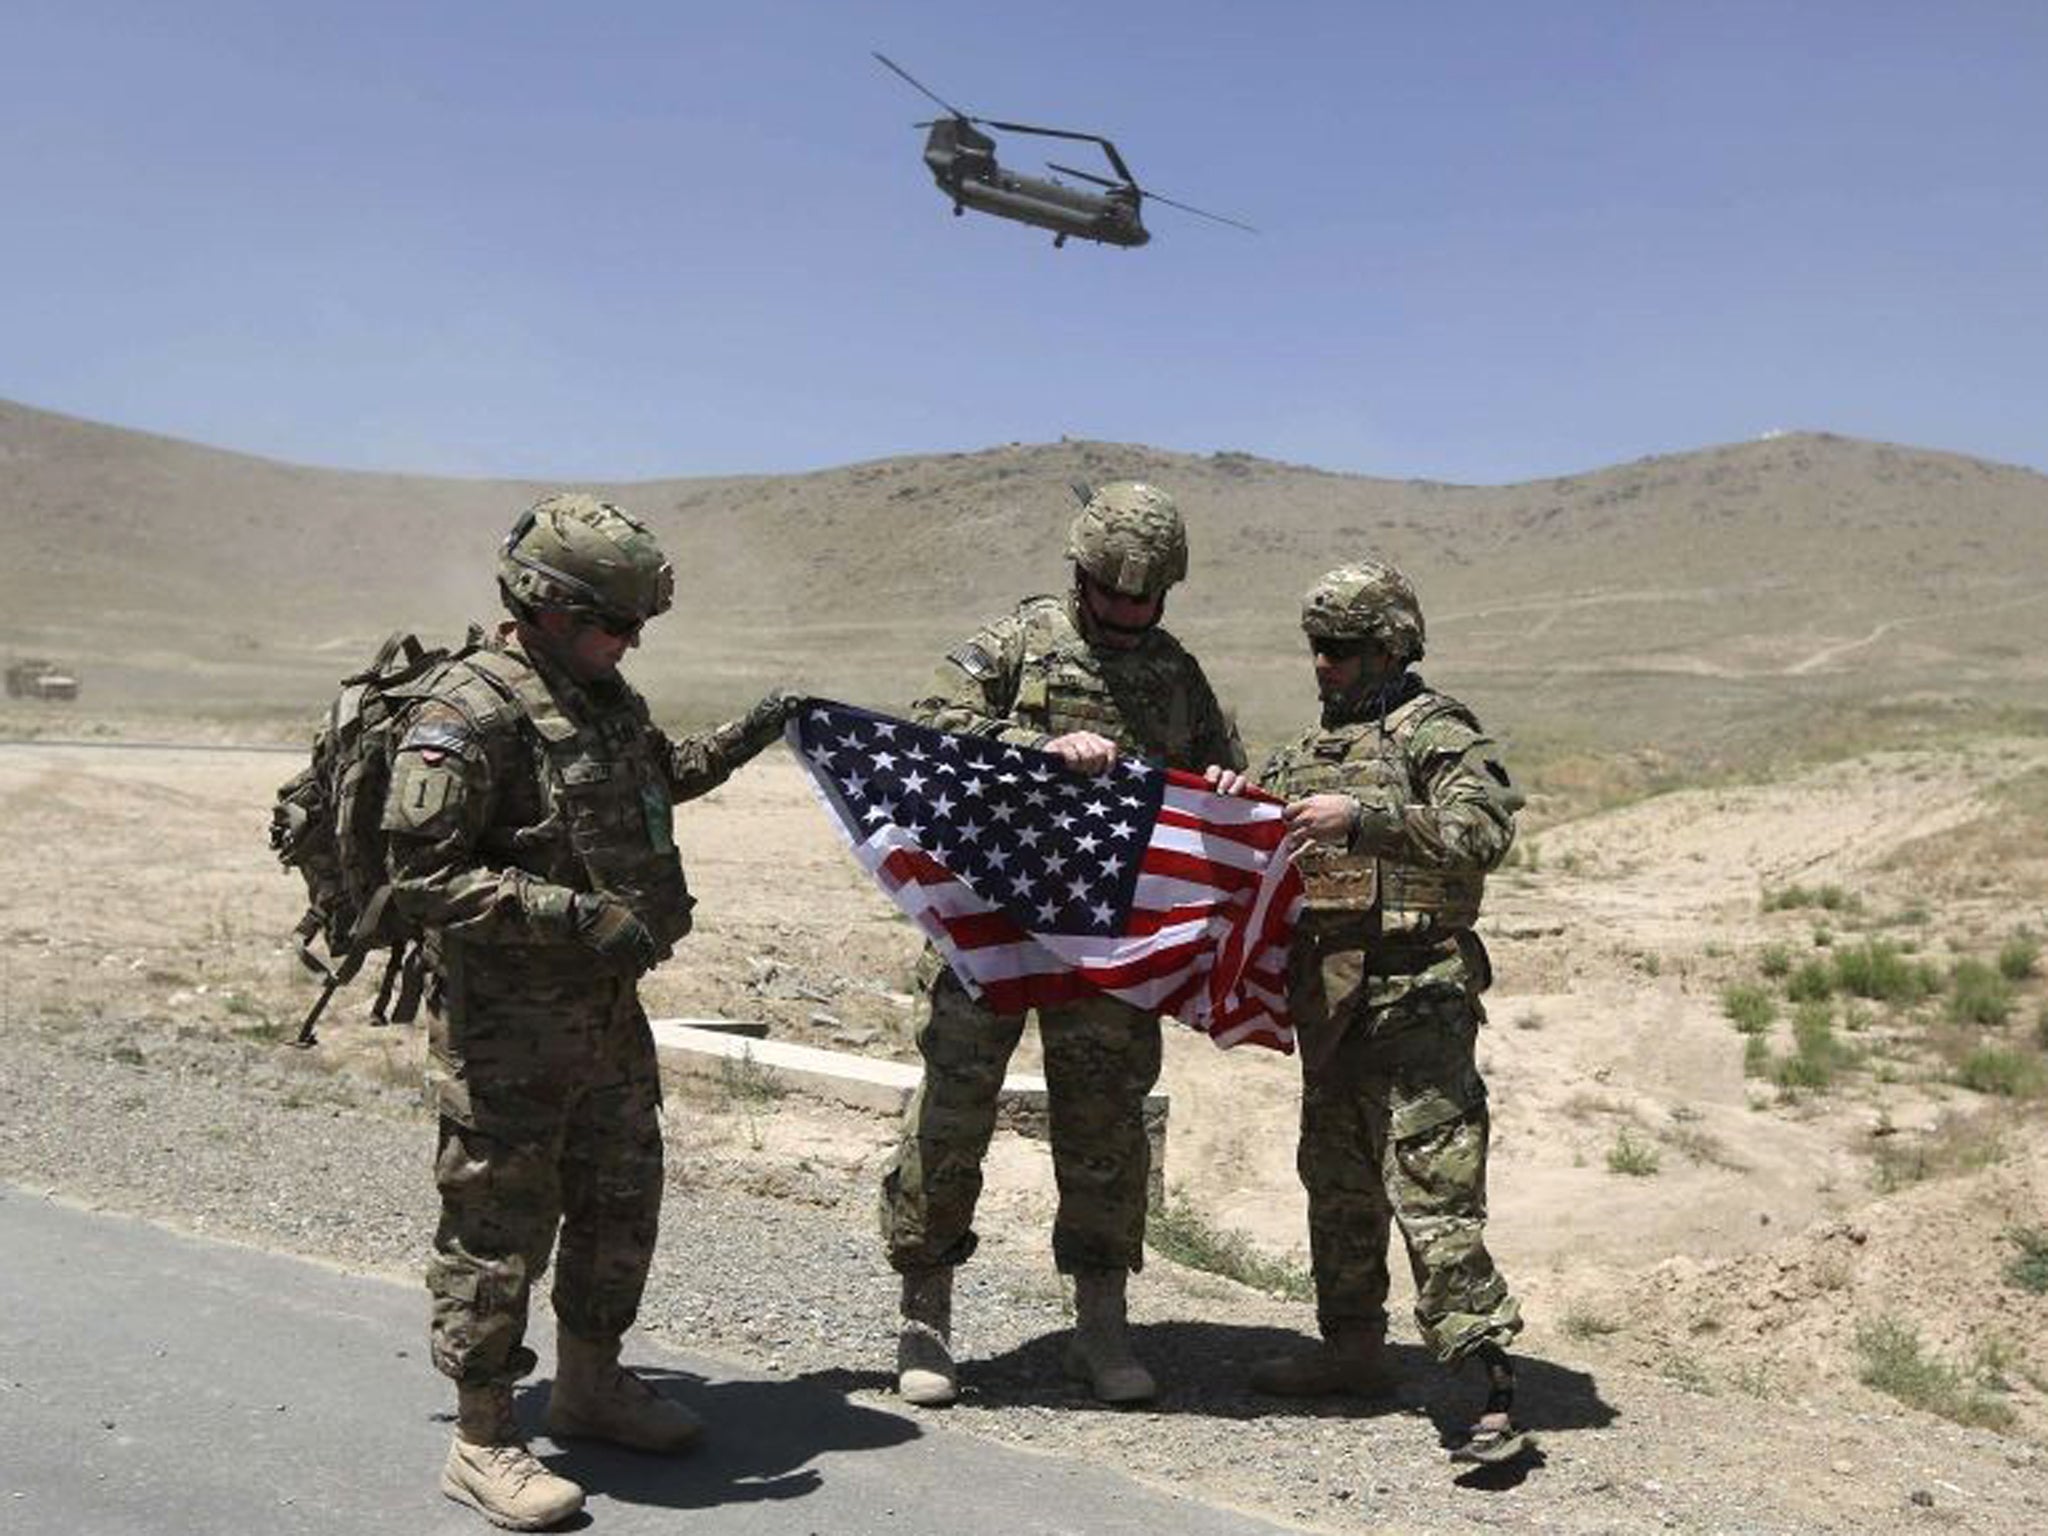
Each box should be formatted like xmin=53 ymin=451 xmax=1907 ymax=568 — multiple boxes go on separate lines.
xmin=383 ymin=493 xmax=796 ymax=1530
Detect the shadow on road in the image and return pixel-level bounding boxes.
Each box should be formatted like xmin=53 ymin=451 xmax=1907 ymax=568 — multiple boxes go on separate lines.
xmin=815 ymin=1319 xmax=1616 ymax=1441
xmin=508 ymin=1365 xmax=922 ymax=1515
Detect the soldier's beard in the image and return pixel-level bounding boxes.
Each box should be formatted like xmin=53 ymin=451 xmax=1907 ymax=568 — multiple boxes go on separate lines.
xmin=1094 ymin=614 xmax=1155 ymax=644
xmin=1076 ymin=582 xmax=1165 ymax=649
xmin=519 ymin=617 xmax=623 ymax=684
xmin=1321 ymin=665 xmax=1408 ymax=720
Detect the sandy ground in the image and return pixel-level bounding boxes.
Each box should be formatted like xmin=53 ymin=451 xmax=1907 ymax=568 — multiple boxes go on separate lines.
xmin=3 ymin=723 xmax=2046 ymax=1523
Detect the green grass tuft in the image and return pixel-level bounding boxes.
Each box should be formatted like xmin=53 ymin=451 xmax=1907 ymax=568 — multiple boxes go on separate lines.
xmin=1772 ymin=1001 xmax=1857 ymax=1092
xmin=1955 ymin=1046 xmax=2046 ymax=1099
xmin=2005 ymin=1228 xmax=2048 ymax=1296
xmin=1762 ymin=883 xmax=1862 ymax=914
xmin=1606 ymin=1127 xmax=1661 ymax=1177
xmin=1997 ymin=934 xmax=2040 ymax=981
xmin=1853 ymin=1317 xmax=2016 ymax=1431
xmin=1146 ymin=1193 xmax=1314 ymax=1300
xmin=717 ymin=1051 xmax=787 ymax=1104
xmin=1948 ymin=959 xmax=2016 ymax=1026
xmin=1786 ymin=959 xmax=1835 ymax=1003
xmin=1722 ymin=984 xmax=1777 ymax=1034
xmin=1831 ymin=940 xmax=1938 ymax=1004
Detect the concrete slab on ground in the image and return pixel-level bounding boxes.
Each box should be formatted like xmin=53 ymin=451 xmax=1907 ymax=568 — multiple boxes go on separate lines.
xmin=649 ymin=1021 xmax=1170 ymax=1197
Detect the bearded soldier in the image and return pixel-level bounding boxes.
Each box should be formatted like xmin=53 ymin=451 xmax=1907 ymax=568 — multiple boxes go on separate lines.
xmin=385 ymin=494 xmax=795 ymax=1528
xmin=1216 ymin=560 xmax=1529 ymax=1466
xmin=880 ymin=481 xmax=1246 ymax=1408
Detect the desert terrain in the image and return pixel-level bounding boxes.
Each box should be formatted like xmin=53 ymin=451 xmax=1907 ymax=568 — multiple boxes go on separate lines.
xmin=3 ymin=403 xmax=2047 ymax=1531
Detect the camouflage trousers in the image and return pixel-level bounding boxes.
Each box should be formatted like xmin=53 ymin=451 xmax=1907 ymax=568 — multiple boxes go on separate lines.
xmin=881 ymin=963 xmax=1162 ymax=1274
xmin=1298 ymin=983 xmax=1522 ymax=1363
xmin=424 ymin=956 xmax=665 ymax=1386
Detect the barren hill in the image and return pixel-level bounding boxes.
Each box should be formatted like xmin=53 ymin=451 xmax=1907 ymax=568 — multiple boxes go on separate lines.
xmin=4 ymin=400 xmax=2044 ymax=772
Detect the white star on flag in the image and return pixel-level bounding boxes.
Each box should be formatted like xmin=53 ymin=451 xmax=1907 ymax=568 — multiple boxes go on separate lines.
xmin=785 ymin=698 xmax=1302 ymax=1051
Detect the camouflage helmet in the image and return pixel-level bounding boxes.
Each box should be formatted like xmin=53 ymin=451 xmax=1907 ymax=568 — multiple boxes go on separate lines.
xmin=1065 ymin=481 xmax=1188 ymax=599
xmin=498 ymin=493 xmax=675 ymax=627
xmin=1301 ymin=560 xmax=1426 ymax=662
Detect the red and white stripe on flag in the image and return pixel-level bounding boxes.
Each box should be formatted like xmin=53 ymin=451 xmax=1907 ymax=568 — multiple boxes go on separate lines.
xmin=790 ymin=699 xmax=1301 ymax=1052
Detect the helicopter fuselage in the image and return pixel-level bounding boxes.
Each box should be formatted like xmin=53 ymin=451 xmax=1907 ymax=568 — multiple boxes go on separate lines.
xmin=920 ymin=119 xmax=1148 ymax=248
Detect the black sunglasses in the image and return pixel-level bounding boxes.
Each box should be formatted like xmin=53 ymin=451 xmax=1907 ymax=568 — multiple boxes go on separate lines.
xmin=1308 ymin=636 xmax=1373 ymax=659
xmin=585 ymin=612 xmax=644 ymax=640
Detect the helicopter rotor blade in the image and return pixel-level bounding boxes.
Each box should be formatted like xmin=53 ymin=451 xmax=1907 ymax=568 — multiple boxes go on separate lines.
xmin=1051 ymin=158 xmax=1259 ymax=233
xmin=1096 ymin=137 xmax=1134 ymax=185
xmin=978 ymin=119 xmax=1116 ymax=157
xmin=1137 ymin=186 xmax=1259 ymax=234
xmin=873 ymin=52 xmax=969 ymax=120
xmin=988 ymin=126 xmax=1134 ymax=187
xmin=1046 ymin=161 xmax=1129 ymax=191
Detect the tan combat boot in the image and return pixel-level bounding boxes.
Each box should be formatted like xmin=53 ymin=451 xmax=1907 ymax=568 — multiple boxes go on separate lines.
xmin=441 ymin=1383 xmax=586 ymax=1531
xmin=546 ymin=1331 xmax=702 ymax=1453
xmin=1063 ymin=1268 xmax=1157 ymax=1404
xmin=1248 ymin=1324 xmax=1393 ymax=1397
xmin=896 ymin=1267 xmax=958 ymax=1407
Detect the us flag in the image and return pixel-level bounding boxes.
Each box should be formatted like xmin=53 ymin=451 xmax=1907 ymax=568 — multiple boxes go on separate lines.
xmin=787 ymin=698 xmax=1302 ymax=1051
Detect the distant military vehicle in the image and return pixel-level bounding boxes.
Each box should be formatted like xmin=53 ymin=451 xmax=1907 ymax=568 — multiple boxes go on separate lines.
xmin=5 ymin=658 xmax=81 ymax=702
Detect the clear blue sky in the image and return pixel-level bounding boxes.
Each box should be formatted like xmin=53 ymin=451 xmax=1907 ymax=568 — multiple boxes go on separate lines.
xmin=4 ymin=0 xmax=2044 ymax=483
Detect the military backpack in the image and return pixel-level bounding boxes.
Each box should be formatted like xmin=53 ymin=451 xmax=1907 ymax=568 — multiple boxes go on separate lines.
xmin=269 ymin=628 xmax=483 ymax=1045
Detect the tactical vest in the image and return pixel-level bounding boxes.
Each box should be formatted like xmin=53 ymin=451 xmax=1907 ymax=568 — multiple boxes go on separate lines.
xmin=1268 ymin=690 xmax=1487 ymax=942
xmin=451 ymin=647 xmax=696 ymax=949
xmin=1006 ymin=596 xmax=1200 ymax=770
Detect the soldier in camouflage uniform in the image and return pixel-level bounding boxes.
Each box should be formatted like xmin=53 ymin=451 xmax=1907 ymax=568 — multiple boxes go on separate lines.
xmin=385 ymin=493 xmax=797 ymax=1529
xmin=880 ymin=481 xmax=1246 ymax=1408
xmin=1225 ymin=560 xmax=1530 ymax=1466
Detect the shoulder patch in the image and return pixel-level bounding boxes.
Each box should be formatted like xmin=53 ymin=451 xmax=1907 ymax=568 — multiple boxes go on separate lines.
xmin=948 ymin=642 xmax=999 ymax=681
xmin=399 ymin=719 xmax=478 ymax=759
xmin=384 ymin=751 xmax=467 ymax=833
xmin=1408 ymin=711 xmax=1485 ymax=759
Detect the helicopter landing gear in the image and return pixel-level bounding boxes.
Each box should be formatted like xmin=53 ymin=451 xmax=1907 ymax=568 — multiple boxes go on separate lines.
xmin=1054 ymin=233 xmax=1068 ymax=248
xmin=953 ymin=204 xmax=964 ymax=216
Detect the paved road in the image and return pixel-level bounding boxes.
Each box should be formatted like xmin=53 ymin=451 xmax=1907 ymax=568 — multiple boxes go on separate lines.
xmin=0 ymin=1190 xmax=1295 ymax=1535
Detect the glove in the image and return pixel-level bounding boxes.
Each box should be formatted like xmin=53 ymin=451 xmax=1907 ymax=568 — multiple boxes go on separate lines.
xmin=736 ymin=688 xmax=802 ymax=755
xmin=570 ymin=891 xmax=660 ymax=974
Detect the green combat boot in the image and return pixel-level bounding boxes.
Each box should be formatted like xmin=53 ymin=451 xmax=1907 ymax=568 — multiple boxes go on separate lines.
xmin=546 ymin=1331 xmax=702 ymax=1454
xmin=1063 ymin=1268 xmax=1157 ymax=1404
xmin=441 ymin=1383 xmax=585 ymax=1532
xmin=1248 ymin=1324 xmax=1394 ymax=1397
xmin=896 ymin=1267 xmax=958 ymax=1407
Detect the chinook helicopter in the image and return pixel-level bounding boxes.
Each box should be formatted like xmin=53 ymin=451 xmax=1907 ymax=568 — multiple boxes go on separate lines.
xmin=873 ymin=53 xmax=1255 ymax=249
